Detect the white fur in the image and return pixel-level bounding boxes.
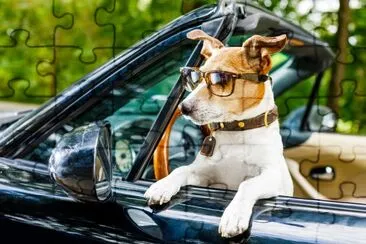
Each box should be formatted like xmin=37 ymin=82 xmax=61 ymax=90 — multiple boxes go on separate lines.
xmin=144 ymin=80 xmax=293 ymax=238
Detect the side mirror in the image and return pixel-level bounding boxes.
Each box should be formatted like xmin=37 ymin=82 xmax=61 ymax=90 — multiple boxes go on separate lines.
xmin=282 ymin=105 xmax=337 ymax=133
xmin=308 ymin=106 xmax=337 ymax=132
xmin=49 ymin=121 xmax=112 ymax=202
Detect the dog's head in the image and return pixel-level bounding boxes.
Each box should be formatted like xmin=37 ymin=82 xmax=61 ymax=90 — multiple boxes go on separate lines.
xmin=180 ymin=30 xmax=287 ymax=125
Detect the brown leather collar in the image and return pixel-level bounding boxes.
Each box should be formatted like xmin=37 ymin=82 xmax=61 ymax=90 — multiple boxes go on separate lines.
xmin=206 ymin=106 xmax=278 ymax=132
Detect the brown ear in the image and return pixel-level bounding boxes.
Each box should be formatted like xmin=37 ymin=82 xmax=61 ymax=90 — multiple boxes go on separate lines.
xmin=242 ymin=34 xmax=287 ymax=74
xmin=187 ymin=29 xmax=224 ymax=59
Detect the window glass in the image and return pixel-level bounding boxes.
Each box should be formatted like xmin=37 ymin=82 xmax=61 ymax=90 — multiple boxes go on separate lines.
xmin=24 ymin=42 xmax=195 ymax=178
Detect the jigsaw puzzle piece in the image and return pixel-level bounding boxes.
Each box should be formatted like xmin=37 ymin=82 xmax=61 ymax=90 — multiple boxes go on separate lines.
xmin=275 ymin=74 xmax=313 ymax=119
xmin=299 ymin=145 xmax=341 ymax=199
xmin=332 ymin=44 xmax=356 ymax=66
xmin=51 ymin=47 xmax=114 ymax=94
xmin=338 ymin=182 xmax=357 ymax=200
xmin=316 ymin=78 xmax=366 ymax=134
xmin=53 ymin=0 xmax=116 ymax=63
xmin=0 ymin=1 xmax=72 ymax=47
xmin=0 ymin=79 xmax=31 ymax=99
xmin=354 ymin=70 xmax=366 ymax=97
xmin=95 ymin=0 xmax=184 ymax=55
xmin=339 ymin=145 xmax=366 ymax=201
xmin=298 ymin=136 xmax=366 ymax=202
xmin=0 ymin=31 xmax=55 ymax=101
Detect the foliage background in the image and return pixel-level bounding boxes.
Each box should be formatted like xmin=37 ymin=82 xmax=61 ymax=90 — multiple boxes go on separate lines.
xmin=0 ymin=0 xmax=365 ymax=134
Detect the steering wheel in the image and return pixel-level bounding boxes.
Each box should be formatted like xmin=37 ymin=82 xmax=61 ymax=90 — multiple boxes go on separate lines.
xmin=153 ymin=108 xmax=210 ymax=180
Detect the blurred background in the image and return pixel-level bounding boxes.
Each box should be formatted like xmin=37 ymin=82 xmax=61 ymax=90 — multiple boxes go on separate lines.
xmin=0 ymin=0 xmax=365 ymax=134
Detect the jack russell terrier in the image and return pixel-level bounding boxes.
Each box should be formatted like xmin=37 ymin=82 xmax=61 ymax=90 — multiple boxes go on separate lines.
xmin=144 ymin=29 xmax=293 ymax=238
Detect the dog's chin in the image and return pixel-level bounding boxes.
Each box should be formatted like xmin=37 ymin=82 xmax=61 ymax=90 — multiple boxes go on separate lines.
xmin=182 ymin=114 xmax=205 ymax=125
xmin=183 ymin=112 xmax=225 ymax=126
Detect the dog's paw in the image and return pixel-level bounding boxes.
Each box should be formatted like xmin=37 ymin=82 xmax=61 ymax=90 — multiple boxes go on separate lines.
xmin=218 ymin=201 xmax=252 ymax=238
xmin=144 ymin=180 xmax=180 ymax=205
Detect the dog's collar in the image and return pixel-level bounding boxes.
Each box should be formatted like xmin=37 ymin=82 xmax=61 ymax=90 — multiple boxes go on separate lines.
xmin=200 ymin=107 xmax=279 ymax=157
xmin=206 ymin=106 xmax=278 ymax=132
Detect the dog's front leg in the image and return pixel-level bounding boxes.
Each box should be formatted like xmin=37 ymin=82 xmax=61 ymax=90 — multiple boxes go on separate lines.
xmin=218 ymin=168 xmax=282 ymax=238
xmin=144 ymin=163 xmax=210 ymax=205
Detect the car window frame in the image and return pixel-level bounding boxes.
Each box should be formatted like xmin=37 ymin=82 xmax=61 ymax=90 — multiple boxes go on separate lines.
xmin=126 ymin=14 xmax=237 ymax=181
xmin=23 ymin=42 xmax=200 ymax=167
xmin=0 ymin=34 xmax=202 ymax=159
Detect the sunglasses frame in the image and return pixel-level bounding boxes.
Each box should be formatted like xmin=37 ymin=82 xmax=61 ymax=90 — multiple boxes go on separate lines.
xmin=180 ymin=67 xmax=269 ymax=97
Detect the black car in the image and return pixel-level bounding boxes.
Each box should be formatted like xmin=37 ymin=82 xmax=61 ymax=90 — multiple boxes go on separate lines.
xmin=1 ymin=1 xmax=366 ymax=243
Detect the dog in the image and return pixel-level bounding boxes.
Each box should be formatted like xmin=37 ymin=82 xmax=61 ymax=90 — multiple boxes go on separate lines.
xmin=144 ymin=29 xmax=293 ymax=238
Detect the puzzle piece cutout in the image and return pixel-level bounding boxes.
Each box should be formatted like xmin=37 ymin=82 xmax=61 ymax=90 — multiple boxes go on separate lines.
xmin=53 ymin=0 xmax=117 ymax=63
xmin=0 ymin=1 xmax=72 ymax=47
xmin=0 ymin=31 xmax=55 ymax=100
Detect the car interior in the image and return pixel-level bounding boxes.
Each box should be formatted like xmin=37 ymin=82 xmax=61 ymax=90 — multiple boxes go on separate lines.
xmin=284 ymin=108 xmax=366 ymax=203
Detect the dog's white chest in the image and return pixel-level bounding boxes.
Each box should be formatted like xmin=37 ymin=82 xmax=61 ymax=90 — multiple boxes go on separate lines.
xmin=207 ymin=125 xmax=280 ymax=162
xmin=197 ymin=123 xmax=283 ymax=190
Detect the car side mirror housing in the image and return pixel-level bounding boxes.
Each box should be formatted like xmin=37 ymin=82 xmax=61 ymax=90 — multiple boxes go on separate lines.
xmin=308 ymin=106 xmax=337 ymax=132
xmin=282 ymin=105 xmax=337 ymax=133
xmin=49 ymin=121 xmax=113 ymax=202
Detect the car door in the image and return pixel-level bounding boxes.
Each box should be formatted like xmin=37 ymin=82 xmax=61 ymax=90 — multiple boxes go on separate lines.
xmin=286 ymin=131 xmax=366 ymax=203
xmin=281 ymin=80 xmax=366 ymax=203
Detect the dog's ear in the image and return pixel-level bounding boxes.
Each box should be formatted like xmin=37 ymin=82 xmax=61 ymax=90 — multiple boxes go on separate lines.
xmin=187 ymin=29 xmax=224 ymax=59
xmin=242 ymin=34 xmax=287 ymax=74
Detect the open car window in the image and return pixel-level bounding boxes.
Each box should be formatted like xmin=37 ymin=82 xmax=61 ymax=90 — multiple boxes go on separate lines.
xmin=23 ymin=42 xmax=196 ymax=179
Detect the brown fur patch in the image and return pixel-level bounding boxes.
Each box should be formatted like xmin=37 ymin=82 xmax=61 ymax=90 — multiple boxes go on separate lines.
xmin=198 ymin=47 xmax=266 ymax=114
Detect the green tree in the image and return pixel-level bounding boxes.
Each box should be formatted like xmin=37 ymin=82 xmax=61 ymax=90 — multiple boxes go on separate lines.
xmin=327 ymin=0 xmax=351 ymax=114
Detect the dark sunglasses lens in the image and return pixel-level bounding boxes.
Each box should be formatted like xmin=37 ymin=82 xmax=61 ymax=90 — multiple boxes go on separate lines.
xmin=208 ymin=72 xmax=234 ymax=96
xmin=209 ymin=73 xmax=223 ymax=85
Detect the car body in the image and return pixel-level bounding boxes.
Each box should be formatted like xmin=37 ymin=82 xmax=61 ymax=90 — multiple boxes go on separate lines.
xmin=1 ymin=1 xmax=366 ymax=243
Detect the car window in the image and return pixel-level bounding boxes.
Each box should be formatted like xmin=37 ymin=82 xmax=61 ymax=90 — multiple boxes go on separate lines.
xmin=23 ymin=42 xmax=195 ymax=178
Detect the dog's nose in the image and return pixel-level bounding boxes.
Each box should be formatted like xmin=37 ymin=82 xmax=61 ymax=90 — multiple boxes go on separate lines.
xmin=180 ymin=102 xmax=192 ymax=115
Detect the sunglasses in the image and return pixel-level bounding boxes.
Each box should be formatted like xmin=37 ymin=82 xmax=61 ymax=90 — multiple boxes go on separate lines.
xmin=180 ymin=67 xmax=270 ymax=97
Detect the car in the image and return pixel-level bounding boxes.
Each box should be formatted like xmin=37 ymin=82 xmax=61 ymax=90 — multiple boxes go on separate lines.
xmin=1 ymin=0 xmax=366 ymax=243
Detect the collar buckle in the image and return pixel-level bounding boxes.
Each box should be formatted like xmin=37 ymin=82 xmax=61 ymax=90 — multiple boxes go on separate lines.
xmin=264 ymin=111 xmax=269 ymax=127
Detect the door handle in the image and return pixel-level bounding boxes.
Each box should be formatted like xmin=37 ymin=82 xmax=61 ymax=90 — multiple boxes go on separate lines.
xmin=310 ymin=166 xmax=335 ymax=181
